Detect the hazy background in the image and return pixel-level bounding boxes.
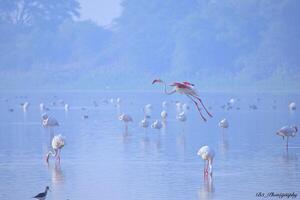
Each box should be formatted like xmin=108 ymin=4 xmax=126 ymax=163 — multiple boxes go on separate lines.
xmin=0 ymin=0 xmax=299 ymax=91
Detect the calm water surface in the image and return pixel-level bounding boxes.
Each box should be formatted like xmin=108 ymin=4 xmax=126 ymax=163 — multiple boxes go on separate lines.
xmin=0 ymin=91 xmax=299 ymax=200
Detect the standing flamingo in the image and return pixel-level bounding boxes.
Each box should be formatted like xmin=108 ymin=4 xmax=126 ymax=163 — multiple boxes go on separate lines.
xmin=140 ymin=117 xmax=149 ymax=128
xmin=197 ymin=146 xmax=215 ymax=176
xmin=161 ymin=110 xmax=168 ymax=121
xmin=289 ymin=102 xmax=296 ymax=111
xmin=151 ymin=120 xmax=163 ymax=129
xmin=46 ymin=134 xmax=65 ymax=163
xmin=119 ymin=114 xmax=133 ymax=135
xmin=152 ymin=79 xmax=212 ymax=121
xmin=276 ymin=126 xmax=298 ymax=148
xmin=218 ymin=118 xmax=229 ymax=129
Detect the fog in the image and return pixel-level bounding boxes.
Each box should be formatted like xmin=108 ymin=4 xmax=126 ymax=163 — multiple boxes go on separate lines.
xmin=0 ymin=0 xmax=299 ymax=91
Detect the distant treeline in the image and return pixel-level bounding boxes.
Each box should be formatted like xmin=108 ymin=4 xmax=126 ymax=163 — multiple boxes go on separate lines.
xmin=0 ymin=0 xmax=299 ymax=90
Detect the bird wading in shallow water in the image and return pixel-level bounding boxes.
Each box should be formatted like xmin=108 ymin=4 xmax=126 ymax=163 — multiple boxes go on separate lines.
xmin=276 ymin=126 xmax=298 ymax=148
xmin=46 ymin=135 xmax=65 ymax=163
xmin=152 ymin=79 xmax=212 ymax=121
xmin=198 ymin=146 xmax=215 ymax=177
xmin=33 ymin=186 xmax=50 ymax=200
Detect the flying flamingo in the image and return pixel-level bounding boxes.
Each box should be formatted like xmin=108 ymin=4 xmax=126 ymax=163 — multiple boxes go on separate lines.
xmin=46 ymin=134 xmax=65 ymax=163
xmin=152 ymin=79 xmax=212 ymax=121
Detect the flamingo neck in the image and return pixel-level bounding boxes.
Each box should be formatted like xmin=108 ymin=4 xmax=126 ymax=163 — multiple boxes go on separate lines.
xmin=161 ymin=81 xmax=175 ymax=95
xmin=47 ymin=149 xmax=58 ymax=157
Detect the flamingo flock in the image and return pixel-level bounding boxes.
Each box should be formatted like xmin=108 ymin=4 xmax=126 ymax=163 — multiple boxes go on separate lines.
xmin=2 ymin=79 xmax=299 ymax=199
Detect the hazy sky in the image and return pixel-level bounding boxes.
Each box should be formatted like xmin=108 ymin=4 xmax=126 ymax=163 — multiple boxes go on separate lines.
xmin=79 ymin=0 xmax=122 ymax=26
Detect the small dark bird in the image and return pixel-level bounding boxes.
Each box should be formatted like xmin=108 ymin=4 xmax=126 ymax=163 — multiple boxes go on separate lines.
xmin=33 ymin=186 xmax=50 ymax=200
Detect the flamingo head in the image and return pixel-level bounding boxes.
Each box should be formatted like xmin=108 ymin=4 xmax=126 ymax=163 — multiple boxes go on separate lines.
xmin=152 ymin=79 xmax=163 ymax=84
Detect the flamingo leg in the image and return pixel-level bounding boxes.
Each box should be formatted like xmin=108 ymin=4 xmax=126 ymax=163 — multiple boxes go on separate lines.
xmin=209 ymin=159 xmax=213 ymax=176
xmin=203 ymin=161 xmax=206 ymax=177
xmin=286 ymin=136 xmax=289 ymax=148
xmin=186 ymin=94 xmax=207 ymax=121
xmin=57 ymin=149 xmax=61 ymax=163
xmin=191 ymin=94 xmax=213 ymax=117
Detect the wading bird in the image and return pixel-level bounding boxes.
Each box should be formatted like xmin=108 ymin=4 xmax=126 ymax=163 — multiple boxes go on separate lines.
xmin=218 ymin=118 xmax=229 ymax=129
xmin=289 ymin=102 xmax=296 ymax=111
xmin=152 ymin=79 xmax=212 ymax=121
xmin=197 ymin=146 xmax=215 ymax=176
xmin=151 ymin=120 xmax=163 ymax=130
xmin=119 ymin=114 xmax=133 ymax=135
xmin=276 ymin=126 xmax=298 ymax=148
xmin=161 ymin=110 xmax=168 ymax=121
xmin=33 ymin=186 xmax=50 ymax=200
xmin=46 ymin=135 xmax=65 ymax=163
xmin=140 ymin=117 xmax=149 ymax=128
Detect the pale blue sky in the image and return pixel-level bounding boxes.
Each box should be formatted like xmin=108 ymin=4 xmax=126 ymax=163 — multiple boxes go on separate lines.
xmin=79 ymin=0 xmax=122 ymax=26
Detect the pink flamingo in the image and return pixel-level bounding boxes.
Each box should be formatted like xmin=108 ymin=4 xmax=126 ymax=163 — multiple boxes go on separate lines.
xmin=152 ymin=79 xmax=212 ymax=121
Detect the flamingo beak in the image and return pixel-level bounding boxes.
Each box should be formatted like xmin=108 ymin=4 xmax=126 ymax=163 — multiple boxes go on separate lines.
xmin=152 ymin=79 xmax=161 ymax=84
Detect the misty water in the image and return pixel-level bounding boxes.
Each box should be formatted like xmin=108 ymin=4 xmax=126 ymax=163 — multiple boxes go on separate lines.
xmin=0 ymin=91 xmax=299 ymax=200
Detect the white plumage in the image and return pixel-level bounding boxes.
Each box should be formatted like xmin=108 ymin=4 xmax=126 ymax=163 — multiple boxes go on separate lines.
xmin=46 ymin=134 xmax=65 ymax=163
xmin=64 ymin=104 xmax=69 ymax=111
xmin=23 ymin=102 xmax=30 ymax=111
xmin=119 ymin=114 xmax=133 ymax=123
xmin=161 ymin=110 xmax=168 ymax=120
xmin=176 ymin=111 xmax=187 ymax=122
xmin=144 ymin=104 xmax=152 ymax=118
xmin=219 ymin=118 xmax=229 ymax=128
xmin=276 ymin=125 xmax=298 ymax=147
xmin=197 ymin=146 xmax=215 ymax=176
xmin=289 ymin=102 xmax=296 ymax=111
xmin=40 ymin=103 xmax=45 ymax=111
xmin=52 ymin=134 xmax=65 ymax=150
xmin=140 ymin=118 xmax=149 ymax=128
xmin=151 ymin=120 xmax=163 ymax=129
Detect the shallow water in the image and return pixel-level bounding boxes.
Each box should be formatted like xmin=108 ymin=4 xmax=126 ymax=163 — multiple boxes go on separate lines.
xmin=0 ymin=91 xmax=299 ymax=200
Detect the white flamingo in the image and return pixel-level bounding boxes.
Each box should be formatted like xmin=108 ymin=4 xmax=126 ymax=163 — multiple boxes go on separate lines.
xmin=218 ymin=118 xmax=229 ymax=129
xmin=40 ymin=103 xmax=46 ymax=111
xmin=289 ymin=102 xmax=296 ymax=111
xmin=161 ymin=110 xmax=168 ymax=120
xmin=151 ymin=120 xmax=163 ymax=129
xmin=143 ymin=104 xmax=152 ymax=118
xmin=276 ymin=126 xmax=298 ymax=148
xmin=152 ymin=79 xmax=212 ymax=121
xmin=140 ymin=117 xmax=149 ymax=128
xmin=176 ymin=111 xmax=187 ymax=122
xmin=119 ymin=114 xmax=133 ymax=134
xmin=197 ymin=146 xmax=215 ymax=176
xmin=46 ymin=134 xmax=65 ymax=163
xmin=22 ymin=102 xmax=30 ymax=111
xmin=64 ymin=104 xmax=69 ymax=111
